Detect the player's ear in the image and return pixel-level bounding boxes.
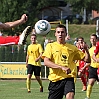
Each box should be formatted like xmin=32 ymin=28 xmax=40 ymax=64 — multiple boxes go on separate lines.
xmin=55 ymin=32 xmax=57 ymax=37
xmin=66 ymin=32 xmax=67 ymax=36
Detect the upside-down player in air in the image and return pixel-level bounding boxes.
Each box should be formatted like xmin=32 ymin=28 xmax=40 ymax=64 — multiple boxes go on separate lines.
xmin=0 ymin=14 xmax=31 ymax=45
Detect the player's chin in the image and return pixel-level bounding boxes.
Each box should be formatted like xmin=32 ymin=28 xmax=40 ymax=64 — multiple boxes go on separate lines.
xmin=58 ymin=37 xmax=63 ymax=41
xmin=58 ymin=36 xmax=62 ymax=39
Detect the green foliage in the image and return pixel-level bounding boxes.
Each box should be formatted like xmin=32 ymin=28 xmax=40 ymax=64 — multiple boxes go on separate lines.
xmin=11 ymin=45 xmax=18 ymax=62
xmin=64 ymin=0 xmax=99 ymax=23
xmin=0 ymin=0 xmax=60 ymax=36
xmin=0 ymin=45 xmax=26 ymax=62
xmin=0 ymin=46 xmax=5 ymax=62
xmin=72 ymin=18 xmax=79 ymax=24
xmin=65 ymin=0 xmax=99 ymax=12
xmin=17 ymin=46 xmax=25 ymax=62
xmin=5 ymin=46 xmax=12 ymax=62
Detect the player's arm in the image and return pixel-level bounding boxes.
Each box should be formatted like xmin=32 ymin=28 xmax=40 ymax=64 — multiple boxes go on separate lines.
xmin=82 ymin=63 xmax=90 ymax=70
xmin=35 ymin=52 xmax=43 ymax=62
xmin=92 ymin=43 xmax=99 ymax=62
xmin=44 ymin=57 xmax=71 ymax=74
xmin=81 ymin=42 xmax=91 ymax=63
xmin=35 ymin=44 xmax=44 ymax=62
xmin=0 ymin=14 xmax=28 ymax=30
xmin=26 ymin=54 xmax=29 ymax=68
xmin=79 ymin=63 xmax=90 ymax=73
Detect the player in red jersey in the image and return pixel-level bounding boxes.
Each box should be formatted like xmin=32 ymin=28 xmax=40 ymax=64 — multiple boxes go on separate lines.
xmin=77 ymin=37 xmax=89 ymax=91
xmin=92 ymin=41 xmax=99 ymax=61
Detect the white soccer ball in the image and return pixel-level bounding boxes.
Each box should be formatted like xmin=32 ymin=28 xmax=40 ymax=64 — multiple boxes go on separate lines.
xmin=35 ymin=20 xmax=51 ymax=35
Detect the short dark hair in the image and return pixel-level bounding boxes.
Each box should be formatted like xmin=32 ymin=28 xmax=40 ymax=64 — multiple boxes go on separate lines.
xmin=31 ymin=33 xmax=37 ymax=37
xmin=91 ymin=33 xmax=97 ymax=39
xmin=78 ymin=37 xmax=84 ymax=41
xmin=56 ymin=24 xmax=67 ymax=32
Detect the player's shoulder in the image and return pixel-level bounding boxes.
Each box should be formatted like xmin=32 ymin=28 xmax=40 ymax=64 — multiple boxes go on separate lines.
xmin=96 ymin=41 xmax=99 ymax=45
xmin=66 ymin=43 xmax=77 ymax=49
xmin=46 ymin=41 xmax=56 ymax=46
xmin=89 ymin=46 xmax=95 ymax=50
xmin=36 ymin=43 xmax=41 ymax=46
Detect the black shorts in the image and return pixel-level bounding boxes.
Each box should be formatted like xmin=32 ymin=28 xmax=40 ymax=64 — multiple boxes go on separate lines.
xmin=89 ymin=66 xmax=98 ymax=81
xmin=48 ymin=78 xmax=75 ymax=99
xmin=27 ymin=64 xmax=41 ymax=76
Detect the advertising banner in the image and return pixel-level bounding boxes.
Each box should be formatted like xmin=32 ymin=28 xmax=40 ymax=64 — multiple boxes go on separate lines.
xmin=0 ymin=62 xmax=35 ymax=78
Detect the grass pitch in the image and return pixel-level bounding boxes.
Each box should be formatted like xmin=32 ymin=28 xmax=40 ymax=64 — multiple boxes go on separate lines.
xmin=0 ymin=79 xmax=99 ymax=99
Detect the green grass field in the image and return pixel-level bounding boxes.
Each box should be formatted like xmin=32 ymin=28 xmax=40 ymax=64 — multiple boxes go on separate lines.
xmin=0 ymin=79 xmax=99 ymax=99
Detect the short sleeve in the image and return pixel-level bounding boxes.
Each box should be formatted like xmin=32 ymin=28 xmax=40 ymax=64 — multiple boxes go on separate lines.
xmin=38 ymin=44 xmax=43 ymax=53
xmin=94 ymin=42 xmax=99 ymax=55
xmin=42 ymin=43 xmax=52 ymax=59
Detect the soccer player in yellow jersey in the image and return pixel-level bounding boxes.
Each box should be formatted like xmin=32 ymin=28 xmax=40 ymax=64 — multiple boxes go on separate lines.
xmin=85 ymin=34 xmax=99 ymax=99
xmin=26 ymin=34 xmax=43 ymax=93
xmin=42 ymin=24 xmax=91 ymax=99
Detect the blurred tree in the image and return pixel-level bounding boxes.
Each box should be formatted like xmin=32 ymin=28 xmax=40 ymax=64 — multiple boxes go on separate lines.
xmin=64 ymin=0 xmax=99 ymax=12
xmin=64 ymin=0 xmax=99 ymax=23
xmin=0 ymin=46 xmax=5 ymax=62
xmin=0 ymin=0 xmax=60 ymax=35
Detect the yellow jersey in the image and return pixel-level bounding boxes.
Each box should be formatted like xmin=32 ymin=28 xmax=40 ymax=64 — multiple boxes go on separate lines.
xmin=89 ymin=46 xmax=99 ymax=68
xmin=42 ymin=42 xmax=85 ymax=82
xmin=27 ymin=43 xmax=43 ymax=66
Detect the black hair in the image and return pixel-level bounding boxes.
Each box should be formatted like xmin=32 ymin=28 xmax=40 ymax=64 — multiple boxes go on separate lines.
xmin=31 ymin=33 xmax=37 ymax=37
xmin=91 ymin=33 xmax=97 ymax=39
xmin=78 ymin=37 xmax=84 ymax=41
xmin=56 ymin=24 xmax=67 ymax=32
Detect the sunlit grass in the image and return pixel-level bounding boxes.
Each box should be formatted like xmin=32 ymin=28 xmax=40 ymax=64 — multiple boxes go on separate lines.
xmin=0 ymin=79 xmax=99 ymax=99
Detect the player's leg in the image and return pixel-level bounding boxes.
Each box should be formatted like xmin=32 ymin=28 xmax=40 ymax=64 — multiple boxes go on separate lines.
xmin=26 ymin=64 xmax=33 ymax=93
xmin=85 ymin=67 xmax=89 ymax=83
xmin=34 ymin=66 xmax=43 ymax=92
xmin=27 ymin=74 xmax=32 ymax=93
xmin=97 ymin=68 xmax=99 ymax=84
xmin=81 ymin=74 xmax=87 ymax=91
xmin=65 ymin=78 xmax=75 ymax=99
xmin=86 ymin=79 xmax=95 ymax=99
xmin=74 ymin=66 xmax=78 ymax=83
xmin=18 ymin=26 xmax=31 ymax=45
xmin=79 ymin=62 xmax=87 ymax=91
xmin=85 ymin=66 xmax=97 ymax=99
xmin=0 ymin=26 xmax=31 ymax=45
xmin=48 ymin=79 xmax=64 ymax=99
xmin=78 ymin=69 xmax=87 ymax=91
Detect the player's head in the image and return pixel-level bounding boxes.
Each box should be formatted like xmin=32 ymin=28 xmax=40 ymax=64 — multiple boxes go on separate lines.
xmin=30 ymin=34 xmax=37 ymax=44
xmin=90 ymin=33 xmax=97 ymax=46
xmin=55 ymin=24 xmax=67 ymax=43
xmin=78 ymin=37 xmax=84 ymax=44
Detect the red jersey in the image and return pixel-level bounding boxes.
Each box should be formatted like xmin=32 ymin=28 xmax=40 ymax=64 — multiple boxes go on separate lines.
xmin=94 ymin=42 xmax=99 ymax=55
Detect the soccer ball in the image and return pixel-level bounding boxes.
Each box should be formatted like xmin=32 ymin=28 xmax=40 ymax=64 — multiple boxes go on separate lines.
xmin=35 ymin=20 xmax=51 ymax=35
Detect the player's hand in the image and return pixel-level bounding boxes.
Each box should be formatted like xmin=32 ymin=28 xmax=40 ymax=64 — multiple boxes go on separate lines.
xmin=78 ymin=69 xmax=83 ymax=77
xmin=95 ymin=58 xmax=99 ymax=63
xmin=78 ymin=71 xmax=82 ymax=77
xmin=26 ymin=63 xmax=28 ymax=68
xmin=20 ymin=14 xmax=28 ymax=23
xmin=61 ymin=66 xmax=71 ymax=74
